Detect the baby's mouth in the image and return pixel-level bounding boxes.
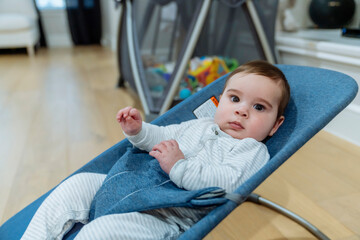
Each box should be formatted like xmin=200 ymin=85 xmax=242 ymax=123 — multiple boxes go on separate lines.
xmin=229 ymin=121 xmax=244 ymax=130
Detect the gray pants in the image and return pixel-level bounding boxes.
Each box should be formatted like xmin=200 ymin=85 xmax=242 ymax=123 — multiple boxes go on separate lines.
xmin=20 ymin=173 xmax=184 ymax=240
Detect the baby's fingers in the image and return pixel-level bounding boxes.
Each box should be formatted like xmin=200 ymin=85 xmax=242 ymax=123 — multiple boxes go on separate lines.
xmin=116 ymin=111 xmax=124 ymax=122
xmin=116 ymin=107 xmax=132 ymax=122
xmin=149 ymin=150 xmax=161 ymax=159
xmin=128 ymin=108 xmax=141 ymax=121
xmin=151 ymin=143 xmax=163 ymax=153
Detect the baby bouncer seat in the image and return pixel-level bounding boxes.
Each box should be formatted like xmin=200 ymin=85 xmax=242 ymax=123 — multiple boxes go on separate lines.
xmin=0 ymin=0 xmax=359 ymax=239
xmin=0 ymin=64 xmax=358 ymax=240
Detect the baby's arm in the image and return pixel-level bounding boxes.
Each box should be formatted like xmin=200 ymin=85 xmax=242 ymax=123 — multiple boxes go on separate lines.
xmin=149 ymin=140 xmax=184 ymax=174
xmin=122 ymin=117 xmax=197 ymax=153
xmin=169 ymin=139 xmax=269 ymax=193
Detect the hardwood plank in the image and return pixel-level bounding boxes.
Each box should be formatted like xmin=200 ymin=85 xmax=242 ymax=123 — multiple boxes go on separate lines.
xmin=0 ymin=60 xmax=43 ymax=223
xmin=204 ymin=202 xmax=289 ymax=239
xmin=256 ymin=173 xmax=354 ymax=239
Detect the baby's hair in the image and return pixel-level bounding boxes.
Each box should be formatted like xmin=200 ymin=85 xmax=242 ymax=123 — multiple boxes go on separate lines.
xmin=222 ymin=60 xmax=290 ymax=118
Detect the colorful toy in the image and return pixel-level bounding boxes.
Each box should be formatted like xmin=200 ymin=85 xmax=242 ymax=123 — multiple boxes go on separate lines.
xmin=182 ymin=56 xmax=239 ymax=96
xmin=142 ymin=56 xmax=238 ymax=100
xmin=179 ymin=88 xmax=192 ymax=100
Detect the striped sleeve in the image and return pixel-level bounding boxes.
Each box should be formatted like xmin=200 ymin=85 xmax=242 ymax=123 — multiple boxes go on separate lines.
xmin=125 ymin=120 xmax=198 ymax=152
xmin=169 ymin=138 xmax=269 ymax=193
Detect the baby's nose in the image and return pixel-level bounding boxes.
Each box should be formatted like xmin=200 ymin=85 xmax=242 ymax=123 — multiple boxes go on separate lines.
xmin=235 ymin=105 xmax=249 ymax=117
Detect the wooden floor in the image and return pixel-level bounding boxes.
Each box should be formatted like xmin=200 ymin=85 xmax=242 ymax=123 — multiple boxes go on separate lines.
xmin=1 ymin=46 xmax=359 ymax=239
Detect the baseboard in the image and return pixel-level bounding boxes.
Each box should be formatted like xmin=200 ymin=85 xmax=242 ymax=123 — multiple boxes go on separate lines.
xmin=324 ymin=103 xmax=360 ymax=147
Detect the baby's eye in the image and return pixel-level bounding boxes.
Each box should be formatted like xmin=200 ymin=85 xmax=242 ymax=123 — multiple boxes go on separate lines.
xmin=230 ymin=96 xmax=240 ymax=102
xmin=253 ymin=104 xmax=265 ymax=111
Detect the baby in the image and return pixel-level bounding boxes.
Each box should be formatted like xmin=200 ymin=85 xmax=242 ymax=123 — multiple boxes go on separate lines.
xmin=21 ymin=60 xmax=290 ymax=240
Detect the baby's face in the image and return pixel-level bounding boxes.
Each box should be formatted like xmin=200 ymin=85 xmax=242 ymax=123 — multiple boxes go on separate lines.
xmin=214 ymin=73 xmax=284 ymax=141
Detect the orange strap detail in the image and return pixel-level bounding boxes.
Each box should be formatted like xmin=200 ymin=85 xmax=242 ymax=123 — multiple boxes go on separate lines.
xmin=211 ymin=96 xmax=219 ymax=107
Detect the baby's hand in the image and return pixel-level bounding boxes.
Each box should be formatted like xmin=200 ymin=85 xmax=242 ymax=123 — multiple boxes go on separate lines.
xmin=116 ymin=107 xmax=142 ymax=136
xmin=149 ymin=140 xmax=184 ymax=174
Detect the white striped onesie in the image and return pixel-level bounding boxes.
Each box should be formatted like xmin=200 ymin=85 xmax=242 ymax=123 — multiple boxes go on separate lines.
xmin=21 ymin=118 xmax=269 ymax=240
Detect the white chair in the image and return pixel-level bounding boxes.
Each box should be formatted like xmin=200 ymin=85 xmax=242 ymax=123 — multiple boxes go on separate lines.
xmin=0 ymin=0 xmax=40 ymax=56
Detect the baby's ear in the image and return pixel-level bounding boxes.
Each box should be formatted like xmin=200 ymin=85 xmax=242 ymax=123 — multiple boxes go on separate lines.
xmin=269 ymin=116 xmax=285 ymax=136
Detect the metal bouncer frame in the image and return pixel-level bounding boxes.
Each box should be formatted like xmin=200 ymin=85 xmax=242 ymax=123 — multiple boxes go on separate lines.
xmin=114 ymin=0 xmax=330 ymax=238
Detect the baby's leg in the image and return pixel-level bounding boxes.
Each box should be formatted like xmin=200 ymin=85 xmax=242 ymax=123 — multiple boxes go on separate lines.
xmin=74 ymin=212 xmax=181 ymax=240
xmin=21 ymin=172 xmax=106 ymax=240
